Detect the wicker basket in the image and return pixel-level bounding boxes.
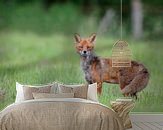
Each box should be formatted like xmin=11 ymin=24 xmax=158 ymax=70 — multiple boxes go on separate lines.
xmin=112 ymin=40 xmax=132 ymax=67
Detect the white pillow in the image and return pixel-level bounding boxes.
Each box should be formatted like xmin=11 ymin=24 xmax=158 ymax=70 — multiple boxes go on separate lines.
xmin=15 ymin=82 xmax=24 ymax=103
xmin=87 ymin=83 xmax=98 ymax=102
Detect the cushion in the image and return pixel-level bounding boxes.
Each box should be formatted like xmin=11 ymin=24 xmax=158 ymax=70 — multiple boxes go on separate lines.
xmin=15 ymin=82 xmax=57 ymax=103
xmin=33 ymin=93 xmax=74 ymax=99
xmin=87 ymin=83 xmax=98 ymax=102
xmin=23 ymin=86 xmax=51 ymax=100
xmin=58 ymin=83 xmax=88 ymax=99
xmin=15 ymin=82 xmax=24 ymax=103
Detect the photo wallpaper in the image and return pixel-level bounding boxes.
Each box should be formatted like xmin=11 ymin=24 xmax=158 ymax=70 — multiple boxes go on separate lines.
xmin=0 ymin=0 xmax=163 ymax=112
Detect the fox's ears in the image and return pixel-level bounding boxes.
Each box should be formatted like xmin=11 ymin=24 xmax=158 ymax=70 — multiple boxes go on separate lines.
xmin=74 ymin=33 xmax=97 ymax=44
xmin=89 ymin=33 xmax=96 ymax=43
xmin=74 ymin=33 xmax=81 ymax=43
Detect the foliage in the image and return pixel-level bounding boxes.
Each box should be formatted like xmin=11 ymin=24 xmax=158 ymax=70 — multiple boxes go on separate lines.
xmin=0 ymin=1 xmax=163 ymax=39
xmin=144 ymin=13 xmax=163 ymax=39
xmin=0 ymin=3 xmax=83 ymax=34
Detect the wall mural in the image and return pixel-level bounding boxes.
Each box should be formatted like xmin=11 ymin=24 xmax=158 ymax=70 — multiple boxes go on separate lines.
xmin=0 ymin=0 xmax=162 ymax=125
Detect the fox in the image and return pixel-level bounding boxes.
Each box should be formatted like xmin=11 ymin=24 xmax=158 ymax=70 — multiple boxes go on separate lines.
xmin=74 ymin=33 xmax=149 ymax=98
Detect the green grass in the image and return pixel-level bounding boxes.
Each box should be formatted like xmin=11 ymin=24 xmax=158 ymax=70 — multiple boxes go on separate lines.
xmin=0 ymin=31 xmax=163 ymax=112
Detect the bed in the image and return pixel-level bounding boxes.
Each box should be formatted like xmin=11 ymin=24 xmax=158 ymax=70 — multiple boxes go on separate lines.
xmin=0 ymin=98 xmax=125 ymax=130
xmin=0 ymin=82 xmax=132 ymax=130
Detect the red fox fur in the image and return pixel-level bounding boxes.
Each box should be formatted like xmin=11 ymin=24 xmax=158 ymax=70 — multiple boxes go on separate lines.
xmin=74 ymin=33 xmax=149 ymax=98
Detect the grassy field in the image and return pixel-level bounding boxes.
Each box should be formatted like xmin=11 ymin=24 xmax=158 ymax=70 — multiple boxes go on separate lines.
xmin=0 ymin=31 xmax=163 ymax=112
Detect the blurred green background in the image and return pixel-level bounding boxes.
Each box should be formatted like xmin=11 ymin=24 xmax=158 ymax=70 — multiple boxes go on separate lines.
xmin=0 ymin=0 xmax=163 ymax=112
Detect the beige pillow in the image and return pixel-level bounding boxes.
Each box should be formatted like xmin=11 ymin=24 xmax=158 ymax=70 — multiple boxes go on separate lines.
xmin=23 ymin=85 xmax=52 ymax=100
xmin=33 ymin=93 xmax=74 ymax=99
xmin=58 ymin=83 xmax=88 ymax=99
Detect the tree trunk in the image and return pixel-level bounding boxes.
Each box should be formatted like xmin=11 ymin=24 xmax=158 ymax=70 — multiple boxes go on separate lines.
xmin=131 ymin=0 xmax=143 ymax=39
xmin=98 ymin=9 xmax=115 ymax=34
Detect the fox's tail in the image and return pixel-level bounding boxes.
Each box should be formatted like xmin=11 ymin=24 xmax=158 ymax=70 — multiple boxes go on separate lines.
xmin=121 ymin=67 xmax=149 ymax=96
